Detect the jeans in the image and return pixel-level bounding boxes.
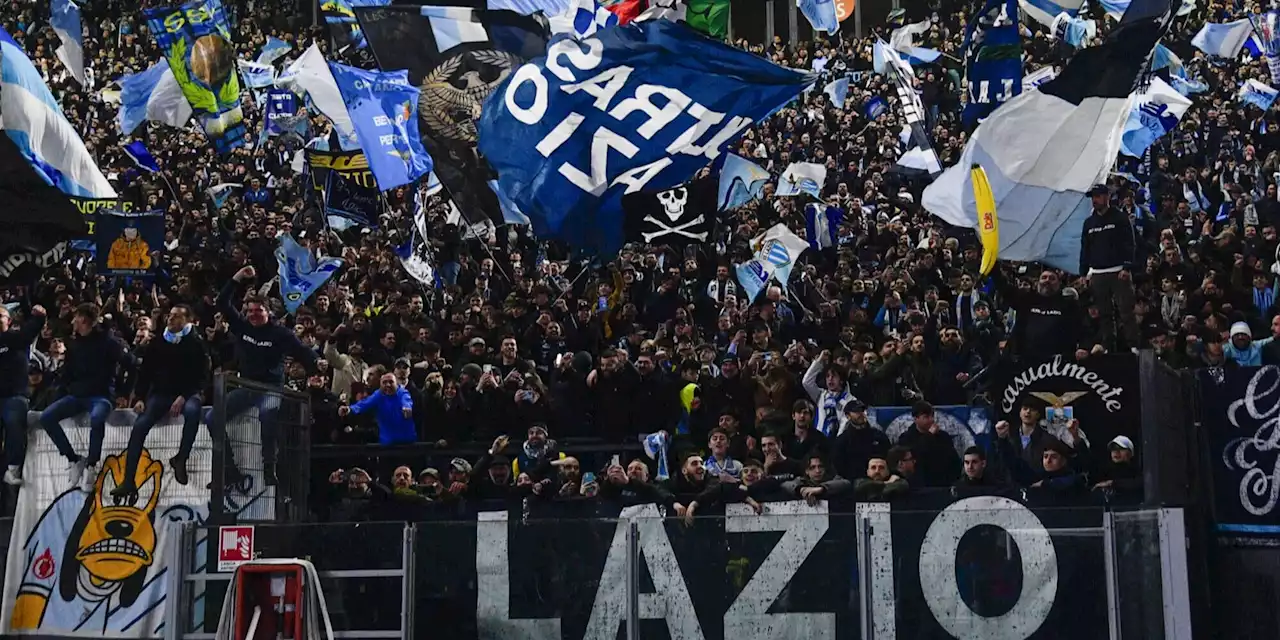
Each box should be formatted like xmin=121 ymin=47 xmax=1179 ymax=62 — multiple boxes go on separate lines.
xmin=203 ymin=389 xmax=282 ymax=465
xmin=440 ymin=261 xmax=460 ymax=286
xmin=1090 ymin=271 xmax=1138 ymax=350
xmin=0 ymin=396 xmax=29 ymax=468
xmin=40 ymin=396 xmax=112 ymax=464
xmin=124 ymin=393 xmax=203 ymax=483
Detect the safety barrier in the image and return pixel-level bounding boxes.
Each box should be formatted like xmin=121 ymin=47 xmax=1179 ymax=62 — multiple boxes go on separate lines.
xmin=150 ymin=498 xmax=1192 ymax=640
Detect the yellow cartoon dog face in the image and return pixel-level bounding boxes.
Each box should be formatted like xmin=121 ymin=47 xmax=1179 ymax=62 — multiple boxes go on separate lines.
xmin=73 ymin=451 xmax=163 ymax=583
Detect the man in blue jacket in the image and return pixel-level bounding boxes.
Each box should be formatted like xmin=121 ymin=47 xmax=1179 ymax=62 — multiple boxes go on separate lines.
xmin=205 ymin=266 xmax=318 ymax=486
xmin=0 ymin=303 xmax=46 ymax=486
xmin=39 ymin=303 xmax=135 ymax=492
xmin=338 ymin=372 xmax=415 ymax=445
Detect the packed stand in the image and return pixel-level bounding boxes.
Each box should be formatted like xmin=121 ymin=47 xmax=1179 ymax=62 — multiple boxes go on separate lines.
xmin=5 ymin=0 xmax=1234 ymax=519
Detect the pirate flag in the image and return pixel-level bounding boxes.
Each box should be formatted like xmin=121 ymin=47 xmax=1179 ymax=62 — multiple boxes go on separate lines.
xmin=354 ymin=3 xmax=548 ymax=228
xmin=623 ymin=180 xmax=717 ymax=248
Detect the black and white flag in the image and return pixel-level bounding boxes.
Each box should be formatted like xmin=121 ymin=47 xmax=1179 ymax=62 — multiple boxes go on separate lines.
xmin=875 ymin=40 xmax=942 ymax=177
xmin=623 ymin=180 xmax=717 ymax=248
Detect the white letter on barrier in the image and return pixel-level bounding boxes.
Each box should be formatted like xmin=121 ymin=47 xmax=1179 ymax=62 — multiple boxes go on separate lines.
xmin=918 ymin=496 xmax=1058 ymax=640
xmin=506 ymin=64 xmax=548 ymax=125
xmin=583 ymin=504 xmax=704 ymax=640
xmin=724 ymin=500 xmax=834 ymax=640
xmin=475 ymin=511 xmax=563 ymax=640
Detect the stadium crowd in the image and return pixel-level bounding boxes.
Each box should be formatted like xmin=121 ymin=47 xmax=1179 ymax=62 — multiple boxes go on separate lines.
xmin=0 ymin=0 xmax=1271 ymax=518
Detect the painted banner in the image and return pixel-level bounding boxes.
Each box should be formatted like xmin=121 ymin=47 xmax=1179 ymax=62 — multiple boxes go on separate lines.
xmin=398 ymin=495 xmax=1109 ymax=639
xmin=67 ymin=197 xmax=134 ymax=252
xmin=988 ymin=354 xmax=1140 ymax=469
xmin=1198 ymin=365 xmax=1280 ymax=543
xmin=95 ymin=210 xmax=164 ymax=277
xmin=143 ymin=0 xmax=246 ymax=152
xmin=1 ymin=410 xmax=274 ymax=636
xmin=869 ymin=404 xmax=992 ymax=456
xmin=306 ymin=148 xmax=376 ymax=197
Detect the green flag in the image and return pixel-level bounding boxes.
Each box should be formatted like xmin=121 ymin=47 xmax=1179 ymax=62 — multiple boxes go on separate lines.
xmin=686 ymin=0 xmax=731 ymax=39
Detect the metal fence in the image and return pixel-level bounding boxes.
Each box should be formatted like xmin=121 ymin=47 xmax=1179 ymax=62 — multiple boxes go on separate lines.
xmin=209 ymin=373 xmax=311 ymax=525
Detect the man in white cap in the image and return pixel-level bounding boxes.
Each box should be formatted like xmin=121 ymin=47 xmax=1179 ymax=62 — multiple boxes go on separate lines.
xmin=1224 ymin=321 xmax=1272 ymax=366
xmin=1092 ymin=435 xmax=1142 ymax=503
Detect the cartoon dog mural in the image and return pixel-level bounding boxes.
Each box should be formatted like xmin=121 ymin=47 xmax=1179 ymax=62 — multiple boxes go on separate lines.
xmin=10 ymin=449 xmax=169 ymax=633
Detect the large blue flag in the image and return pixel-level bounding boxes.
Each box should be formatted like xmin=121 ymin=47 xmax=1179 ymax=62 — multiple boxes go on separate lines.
xmin=478 ymin=20 xmax=814 ymax=255
xmin=276 ymin=234 xmax=343 ymax=314
xmin=144 ymin=0 xmax=246 ymax=153
xmin=0 ymin=28 xmax=114 ymax=198
xmin=329 ymin=63 xmax=433 ymax=192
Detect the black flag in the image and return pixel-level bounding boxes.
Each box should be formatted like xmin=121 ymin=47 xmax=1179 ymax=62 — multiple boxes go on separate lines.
xmin=622 ymin=180 xmax=718 ymax=249
xmin=0 ymin=136 xmax=87 ymax=281
xmin=354 ymin=3 xmax=548 ymax=227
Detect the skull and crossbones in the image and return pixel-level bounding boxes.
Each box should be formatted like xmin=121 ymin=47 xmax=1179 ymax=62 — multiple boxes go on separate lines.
xmin=643 ymin=187 xmax=707 ymax=242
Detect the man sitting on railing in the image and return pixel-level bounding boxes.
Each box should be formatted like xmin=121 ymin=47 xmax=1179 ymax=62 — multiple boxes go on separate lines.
xmin=39 ymin=303 xmax=136 ymax=492
xmin=208 ymin=266 xmax=318 ymax=486
xmin=117 ymin=304 xmax=209 ymax=495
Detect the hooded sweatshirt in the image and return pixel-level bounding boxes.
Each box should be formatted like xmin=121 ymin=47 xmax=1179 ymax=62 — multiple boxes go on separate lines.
xmin=1225 ymin=321 xmax=1273 ymax=366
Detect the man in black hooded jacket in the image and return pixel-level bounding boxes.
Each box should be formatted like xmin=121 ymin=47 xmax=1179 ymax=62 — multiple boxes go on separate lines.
xmin=0 ymin=303 xmax=45 ymax=486
xmin=204 ymin=266 xmax=318 ymax=485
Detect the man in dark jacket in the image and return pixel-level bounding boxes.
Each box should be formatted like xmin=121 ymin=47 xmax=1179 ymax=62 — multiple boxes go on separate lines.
xmin=830 ymin=400 xmax=890 ymax=480
xmin=951 ymin=447 xmax=1010 ymax=498
xmin=39 ymin=303 xmax=135 ymax=492
xmin=1081 ymin=184 xmax=1138 ymax=350
xmin=896 ymin=401 xmax=961 ymax=488
xmin=0 ymin=304 xmax=45 ymax=486
xmin=205 ymin=266 xmax=318 ymax=485
xmin=116 ymin=304 xmax=210 ymax=495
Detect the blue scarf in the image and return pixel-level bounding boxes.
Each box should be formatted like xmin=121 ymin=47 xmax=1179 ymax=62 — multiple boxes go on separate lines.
xmin=1255 ymin=285 xmax=1275 ymax=313
xmin=163 ymin=324 xmax=192 ymax=344
xmin=817 ymin=387 xmax=847 ymax=436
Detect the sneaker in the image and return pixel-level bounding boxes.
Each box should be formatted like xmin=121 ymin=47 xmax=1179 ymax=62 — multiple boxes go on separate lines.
xmin=3 ymin=466 xmax=22 ymax=486
xmin=80 ymin=463 xmax=98 ymax=493
xmin=68 ymin=458 xmax=85 ymax=490
xmin=170 ymin=456 xmax=189 ymax=486
xmin=110 ymin=480 xmax=137 ymax=500
xmin=263 ymin=463 xmax=278 ymax=487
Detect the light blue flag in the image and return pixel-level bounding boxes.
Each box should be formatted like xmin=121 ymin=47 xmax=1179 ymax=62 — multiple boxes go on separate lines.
xmin=50 ymin=0 xmax=85 ymax=85
xmin=329 ymin=63 xmax=433 ymax=191
xmin=734 ymin=223 xmax=809 ymax=301
xmin=116 ymin=59 xmax=193 ymax=135
xmin=901 ymin=47 xmax=942 ymax=65
xmin=640 ymin=432 xmax=671 ymax=481
xmin=123 ymin=140 xmax=160 ymax=172
xmin=823 ymin=76 xmax=850 ymax=107
xmin=1192 ymin=19 xmax=1254 ymax=58
xmin=487 ymin=180 xmax=531 ymax=225
xmin=1169 ymin=73 xmax=1208 ymax=96
xmin=1097 ymin=0 xmax=1129 ymax=18
xmin=804 ymin=202 xmax=845 ymax=250
xmin=238 ymin=60 xmax=275 ymax=89
xmin=1120 ymin=77 xmax=1190 ymax=157
xmin=798 ymin=0 xmax=839 ymax=34
xmin=257 ymin=36 xmax=292 ymax=65
xmin=276 ymin=234 xmax=343 ymax=314
xmin=1240 ymin=79 xmax=1279 ymax=111
xmin=0 ymin=28 xmax=114 ymax=198
xmin=488 ymin=0 xmax=572 ymax=16
xmin=718 ymin=153 xmax=769 ymax=211
xmin=1152 ymin=43 xmax=1180 ymax=72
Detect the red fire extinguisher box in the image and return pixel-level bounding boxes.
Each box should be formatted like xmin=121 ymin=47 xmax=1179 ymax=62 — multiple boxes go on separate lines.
xmin=234 ymin=563 xmax=308 ymax=640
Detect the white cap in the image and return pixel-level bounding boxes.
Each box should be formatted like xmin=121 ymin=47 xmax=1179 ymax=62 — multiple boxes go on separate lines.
xmin=1231 ymin=321 xmax=1252 ymax=338
xmin=1109 ymin=435 xmax=1135 ymax=451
